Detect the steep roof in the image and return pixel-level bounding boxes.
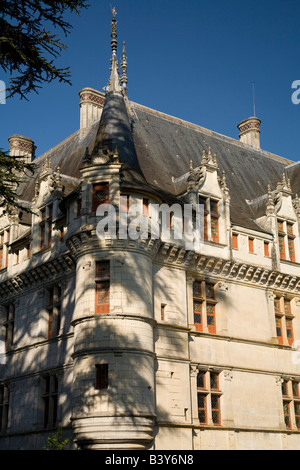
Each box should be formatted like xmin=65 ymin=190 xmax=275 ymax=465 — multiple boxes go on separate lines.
xmin=15 ymin=89 xmax=299 ymax=233
xmin=129 ymin=101 xmax=296 ymax=230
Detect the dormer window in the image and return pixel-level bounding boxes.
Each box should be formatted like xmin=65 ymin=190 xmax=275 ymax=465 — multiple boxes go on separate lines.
xmin=277 ymin=219 xmax=286 ymax=260
xmin=199 ymin=197 xmax=220 ymax=243
xmin=39 ymin=205 xmax=52 ymax=251
xmin=287 ymin=223 xmax=296 ymax=262
xmin=277 ymin=219 xmax=296 ymax=262
xmin=0 ymin=230 xmax=9 ymax=270
xmin=92 ymin=183 xmax=109 ymax=213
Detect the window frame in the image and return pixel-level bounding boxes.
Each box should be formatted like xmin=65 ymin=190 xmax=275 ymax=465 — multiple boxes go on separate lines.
xmin=274 ymin=296 xmax=294 ymax=346
xmin=46 ymin=286 xmax=62 ymax=339
xmin=95 ymin=260 xmax=110 ymax=314
xmin=92 ymin=183 xmax=109 ymax=213
xmin=232 ymin=233 xmax=239 ymax=250
xmin=281 ymin=379 xmax=300 ymax=430
xmin=0 ymin=229 xmax=10 ymax=270
xmin=277 ymin=219 xmax=297 ymax=263
xmin=42 ymin=374 xmax=58 ymax=429
xmin=95 ymin=364 xmax=109 ymax=390
xmin=264 ymin=241 xmax=270 ymax=257
xmin=0 ymin=384 xmax=9 ymax=433
xmin=199 ymin=196 xmax=220 ymax=243
xmin=4 ymin=304 xmax=15 ymax=351
xmin=193 ymin=280 xmax=217 ymax=334
xmin=196 ymin=370 xmax=222 ymax=426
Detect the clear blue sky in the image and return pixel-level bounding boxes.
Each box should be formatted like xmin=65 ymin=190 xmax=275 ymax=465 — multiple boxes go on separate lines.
xmin=1 ymin=0 xmax=300 ymax=162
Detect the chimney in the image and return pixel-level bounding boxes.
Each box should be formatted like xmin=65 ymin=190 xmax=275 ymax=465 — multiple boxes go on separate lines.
xmin=79 ymin=87 xmax=106 ymax=131
xmin=8 ymin=135 xmax=36 ymax=163
xmin=237 ymin=116 xmax=261 ymax=150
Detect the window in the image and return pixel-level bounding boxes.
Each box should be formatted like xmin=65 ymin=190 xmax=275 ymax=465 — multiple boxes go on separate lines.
xmin=40 ymin=209 xmax=45 ymax=250
xmin=193 ymin=281 xmax=217 ymax=334
xmin=143 ymin=198 xmax=149 ymax=216
xmin=277 ymin=219 xmax=286 ymax=260
xmin=248 ymin=237 xmax=254 ymax=253
xmin=42 ymin=375 xmax=58 ymax=429
xmin=47 ymin=286 xmax=61 ymax=338
xmin=95 ymin=261 xmax=110 ymax=314
xmin=40 ymin=205 xmax=52 ymax=250
xmin=197 ymin=370 xmax=222 ymax=426
xmin=282 ymin=379 xmax=300 ymax=430
xmin=199 ymin=197 xmax=220 ymax=243
xmin=277 ymin=220 xmax=297 ymax=262
xmin=274 ymin=296 xmax=294 ymax=346
xmin=59 ymin=225 xmax=64 ymax=242
xmin=284 ymin=299 xmax=294 ymax=346
xmin=161 ymin=304 xmax=166 ymax=321
xmin=210 ymin=200 xmax=219 ymax=243
xmin=264 ymin=241 xmax=270 ymax=257
xmin=287 ymin=223 xmax=296 ymax=262
xmin=232 ymin=233 xmax=238 ymax=250
xmin=92 ymin=183 xmax=109 ymax=213
xmin=4 ymin=304 xmax=14 ymax=351
xmin=95 ymin=364 xmax=109 ymax=390
xmin=0 ymin=229 xmax=9 ymax=270
xmin=0 ymin=384 xmax=9 ymax=433
xmin=47 ymin=204 xmax=52 ymax=248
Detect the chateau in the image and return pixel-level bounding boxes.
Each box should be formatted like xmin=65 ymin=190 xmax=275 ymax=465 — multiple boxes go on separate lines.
xmin=1 ymin=11 xmax=300 ymax=450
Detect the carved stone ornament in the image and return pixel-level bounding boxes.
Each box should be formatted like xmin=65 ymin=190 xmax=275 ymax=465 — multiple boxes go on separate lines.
xmin=83 ymin=141 xmax=120 ymax=166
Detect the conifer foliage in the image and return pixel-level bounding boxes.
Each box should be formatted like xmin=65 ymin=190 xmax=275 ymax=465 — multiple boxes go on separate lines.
xmin=0 ymin=1 xmax=88 ymax=213
xmin=0 ymin=0 xmax=88 ymax=99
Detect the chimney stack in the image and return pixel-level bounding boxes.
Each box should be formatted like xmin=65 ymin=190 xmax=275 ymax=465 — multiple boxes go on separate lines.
xmin=79 ymin=87 xmax=106 ymax=131
xmin=8 ymin=135 xmax=36 ymax=163
xmin=237 ymin=116 xmax=261 ymax=150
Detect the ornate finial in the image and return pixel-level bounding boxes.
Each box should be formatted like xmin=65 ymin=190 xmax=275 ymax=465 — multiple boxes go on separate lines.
xmin=121 ymin=41 xmax=128 ymax=93
xmin=107 ymin=7 xmax=121 ymax=92
xmin=266 ymin=184 xmax=275 ymax=216
xmin=201 ymin=150 xmax=208 ymax=165
xmin=111 ymin=7 xmax=117 ymax=58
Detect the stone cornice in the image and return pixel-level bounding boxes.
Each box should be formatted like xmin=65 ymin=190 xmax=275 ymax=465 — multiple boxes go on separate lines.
xmin=66 ymin=225 xmax=300 ymax=293
xmin=0 ymin=253 xmax=75 ymax=300
xmin=189 ymin=253 xmax=300 ymax=293
xmin=154 ymin=241 xmax=300 ymax=293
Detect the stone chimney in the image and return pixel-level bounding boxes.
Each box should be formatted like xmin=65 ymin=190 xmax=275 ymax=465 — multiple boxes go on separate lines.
xmin=79 ymin=87 xmax=106 ymax=131
xmin=8 ymin=135 xmax=36 ymax=163
xmin=237 ymin=116 xmax=261 ymax=150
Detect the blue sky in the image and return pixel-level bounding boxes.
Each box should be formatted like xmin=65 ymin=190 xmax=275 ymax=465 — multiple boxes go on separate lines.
xmin=1 ymin=0 xmax=300 ymax=162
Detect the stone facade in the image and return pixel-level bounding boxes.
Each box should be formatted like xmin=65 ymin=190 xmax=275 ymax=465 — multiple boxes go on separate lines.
xmin=0 ymin=12 xmax=300 ymax=450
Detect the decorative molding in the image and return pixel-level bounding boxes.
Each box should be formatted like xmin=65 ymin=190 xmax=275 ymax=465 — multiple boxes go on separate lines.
xmin=0 ymin=253 xmax=75 ymax=300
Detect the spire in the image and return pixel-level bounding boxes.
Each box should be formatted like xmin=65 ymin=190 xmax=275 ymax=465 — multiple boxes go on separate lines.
xmin=107 ymin=7 xmax=121 ymax=93
xmin=121 ymin=41 xmax=128 ymax=94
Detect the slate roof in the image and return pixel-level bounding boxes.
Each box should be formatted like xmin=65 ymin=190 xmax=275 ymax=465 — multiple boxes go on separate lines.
xmin=16 ymin=90 xmax=300 ymax=233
